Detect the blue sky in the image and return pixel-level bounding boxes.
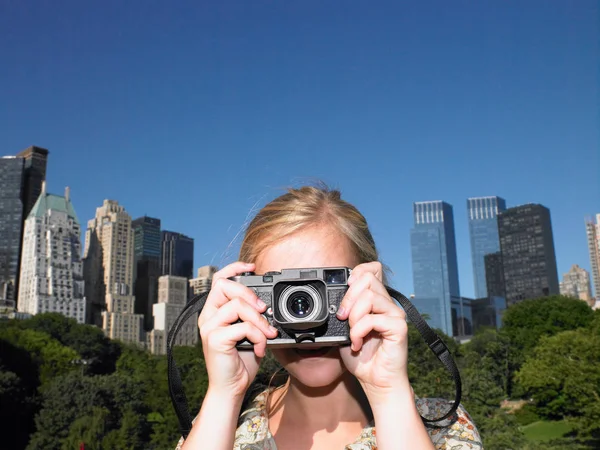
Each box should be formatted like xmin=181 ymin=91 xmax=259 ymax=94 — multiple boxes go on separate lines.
xmin=1 ymin=1 xmax=598 ymax=298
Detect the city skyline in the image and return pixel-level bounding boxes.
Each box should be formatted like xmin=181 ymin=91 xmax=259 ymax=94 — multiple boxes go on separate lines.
xmin=1 ymin=2 xmax=597 ymax=299
xmin=1 ymin=148 xmax=596 ymax=340
xmin=4 ymin=155 xmax=597 ymax=301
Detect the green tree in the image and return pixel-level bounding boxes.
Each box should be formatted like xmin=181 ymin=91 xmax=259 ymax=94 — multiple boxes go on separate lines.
xmin=460 ymin=329 xmax=527 ymax=449
xmin=20 ymin=313 xmax=122 ymax=375
xmin=500 ymin=296 xmax=593 ymax=396
xmin=0 ymin=327 xmax=79 ymax=386
xmin=516 ymin=327 xmax=600 ymax=446
xmin=27 ymin=372 xmax=150 ymax=450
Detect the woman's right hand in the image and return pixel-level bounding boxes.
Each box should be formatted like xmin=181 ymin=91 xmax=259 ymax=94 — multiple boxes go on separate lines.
xmin=198 ymin=262 xmax=278 ymax=399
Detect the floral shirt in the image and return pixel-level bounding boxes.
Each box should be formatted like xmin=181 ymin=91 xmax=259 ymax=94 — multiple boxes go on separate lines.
xmin=176 ymin=388 xmax=482 ymax=449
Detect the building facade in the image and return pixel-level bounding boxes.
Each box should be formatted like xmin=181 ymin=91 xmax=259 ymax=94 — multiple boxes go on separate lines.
xmin=484 ymin=252 xmax=506 ymax=298
xmin=189 ymin=265 xmax=218 ymax=298
xmin=18 ymin=185 xmax=86 ymax=323
xmin=498 ymin=204 xmax=559 ymax=305
xmin=410 ymin=201 xmax=461 ymax=336
xmin=560 ymin=264 xmax=593 ymax=305
xmin=160 ymin=231 xmax=194 ymax=280
xmin=132 ymin=216 xmax=162 ymax=331
xmin=0 ymin=157 xmax=24 ymax=303
xmin=467 ymin=196 xmax=506 ymax=299
xmin=586 ymin=214 xmax=600 ymax=301
xmin=148 ymin=275 xmax=198 ymax=355
xmin=83 ymin=200 xmax=143 ymax=344
xmin=17 ymin=146 xmax=49 ymax=219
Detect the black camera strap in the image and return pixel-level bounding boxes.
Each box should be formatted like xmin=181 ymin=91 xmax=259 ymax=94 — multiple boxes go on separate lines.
xmin=385 ymin=286 xmax=462 ymax=424
xmin=168 ymin=288 xmax=462 ymax=439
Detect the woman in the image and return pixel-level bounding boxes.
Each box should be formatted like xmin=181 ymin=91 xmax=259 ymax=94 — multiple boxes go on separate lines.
xmin=177 ymin=186 xmax=481 ymax=449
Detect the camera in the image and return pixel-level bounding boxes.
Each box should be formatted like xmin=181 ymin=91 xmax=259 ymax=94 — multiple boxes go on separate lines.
xmin=229 ymin=267 xmax=351 ymax=348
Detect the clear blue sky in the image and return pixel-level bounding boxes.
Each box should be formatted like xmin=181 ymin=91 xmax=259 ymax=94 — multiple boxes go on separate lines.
xmin=1 ymin=1 xmax=598 ymax=298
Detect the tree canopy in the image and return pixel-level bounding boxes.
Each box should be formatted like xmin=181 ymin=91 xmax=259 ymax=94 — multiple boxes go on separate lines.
xmin=1 ymin=295 xmax=597 ymax=449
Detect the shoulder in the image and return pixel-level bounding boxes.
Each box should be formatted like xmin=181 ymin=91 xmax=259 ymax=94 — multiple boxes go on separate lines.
xmin=174 ymin=389 xmax=274 ymax=450
xmin=417 ymin=398 xmax=483 ymax=449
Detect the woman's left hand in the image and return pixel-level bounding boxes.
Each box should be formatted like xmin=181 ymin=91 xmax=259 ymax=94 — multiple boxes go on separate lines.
xmin=338 ymin=262 xmax=412 ymax=404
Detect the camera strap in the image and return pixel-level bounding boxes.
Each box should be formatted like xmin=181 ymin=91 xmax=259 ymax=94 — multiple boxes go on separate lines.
xmin=167 ymin=288 xmax=462 ymax=439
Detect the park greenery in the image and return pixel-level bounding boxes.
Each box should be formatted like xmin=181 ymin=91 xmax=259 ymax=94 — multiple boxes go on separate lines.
xmin=0 ymin=295 xmax=598 ymax=449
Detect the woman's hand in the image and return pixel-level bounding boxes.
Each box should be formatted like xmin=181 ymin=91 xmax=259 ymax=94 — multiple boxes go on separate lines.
xmin=198 ymin=262 xmax=279 ymax=400
xmin=338 ymin=262 xmax=411 ymax=404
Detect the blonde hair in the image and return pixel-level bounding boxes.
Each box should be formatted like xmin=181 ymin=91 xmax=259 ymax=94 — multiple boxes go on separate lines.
xmin=239 ymin=184 xmax=387 ymax=282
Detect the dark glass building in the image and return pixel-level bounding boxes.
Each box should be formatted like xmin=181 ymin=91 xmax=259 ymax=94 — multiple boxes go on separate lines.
xmin=0 ymin=157 xmax=25 ymax=302
xmin=133 ymin=216 xmax=161 ymax=331
xmin=16 ymin=146 xmax=49 ymax=218
xmin=410 ymin=201 xmax=461 ymax=336
xmin=161 ymin=231 xmax=194 ymax=280
xmin=498 ymin=204 xmax=559 ymax=305
xmin=484 ymin=252 xmax=506 ymax=298
xmin=467 ymin=196 xmax=506 ymax=299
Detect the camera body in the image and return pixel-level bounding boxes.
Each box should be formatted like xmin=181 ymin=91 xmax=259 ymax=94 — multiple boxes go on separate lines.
xmin=229 ymin=267 xmax=351 ymax=348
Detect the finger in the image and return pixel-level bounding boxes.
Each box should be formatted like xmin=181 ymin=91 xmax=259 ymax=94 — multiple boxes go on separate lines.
xmin=207 ymin=322 xmax=269 ymax=358
xmin=211 ymin=261 xmax=256 ymax=285
xmin=201 ymin=298 xmax=278 ymax=340
xmin=338 ymin=271 xmax=392 ymax=320
xmin=349 ymin=314 xmax=408 ymax=352
xmin=199 ymin=278 xmax=265 ymax=328
xmin=348 ymin=262 xmax=384 ymax=284
xmin=347 ymin=289 xmax=403 ymax=327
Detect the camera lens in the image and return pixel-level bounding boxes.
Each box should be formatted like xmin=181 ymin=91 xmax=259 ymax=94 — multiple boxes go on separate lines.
xmin=287 ymin=293 xmax=313 ymax=318
xmin=277 ymin=284 xmax=323 ymax=324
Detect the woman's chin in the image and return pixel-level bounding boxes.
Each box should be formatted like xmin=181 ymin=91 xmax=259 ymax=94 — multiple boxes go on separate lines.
xmin=273 ymin=347 xmax=346 ymax=388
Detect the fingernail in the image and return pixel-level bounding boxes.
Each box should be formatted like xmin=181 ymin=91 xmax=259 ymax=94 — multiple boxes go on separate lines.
xmin=257 ymin=299 xmax=266 ymax=309
xmin=269 ymin=326 xmax=278 ymax=335
xmin=336 ymin=306 xmax=346 ymax=318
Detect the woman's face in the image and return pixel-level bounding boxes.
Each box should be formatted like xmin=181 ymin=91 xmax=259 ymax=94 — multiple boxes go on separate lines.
xmin=254 ymin=224 xmax=361 ymax=388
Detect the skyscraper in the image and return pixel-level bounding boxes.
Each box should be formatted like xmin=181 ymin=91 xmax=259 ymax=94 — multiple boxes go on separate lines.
xmin=83 ymin=200 xmax=143 ymax=344
xmin=467 ymin=196 xmax=507 ymax=298
xmin=132 ymin=216 xmax=161 ymax=331
xmin=559 ymin=264 xmax=593 ymax=305
xmin=16 ymin=146 xmax=49 ymax=219
xmin=18 ymin=184 xmax=86 ymax=323
xmin=586 ymin=214 xmax=600 ymax=301
xmin=410 ymin=201 xmax=462 ymax=336
xmin=0 ymin=157 xmax=25 ymax=303
xmin=498 ymin=204 xmax=559 ymax=305
xmin=160 ymin=231 xmax=194 ymax=280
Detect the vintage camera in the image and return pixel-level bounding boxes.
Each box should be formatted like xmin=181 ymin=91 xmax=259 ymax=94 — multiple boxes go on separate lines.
xmin=229 ymin=267 xmax=351 ymax=348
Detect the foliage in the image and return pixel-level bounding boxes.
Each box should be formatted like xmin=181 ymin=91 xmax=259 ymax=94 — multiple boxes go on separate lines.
xmin=0 ymin=299 xmax=597 ymax=449
xmin=18 ymin=313 xmax=122 ymax=375
xmin=0 ymin=327 xmax=79 ymax=386
xmin=516 ymin=327 xmax=600 ymax=446
xmin=27 ymin=372 xmax=150 ymax=450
